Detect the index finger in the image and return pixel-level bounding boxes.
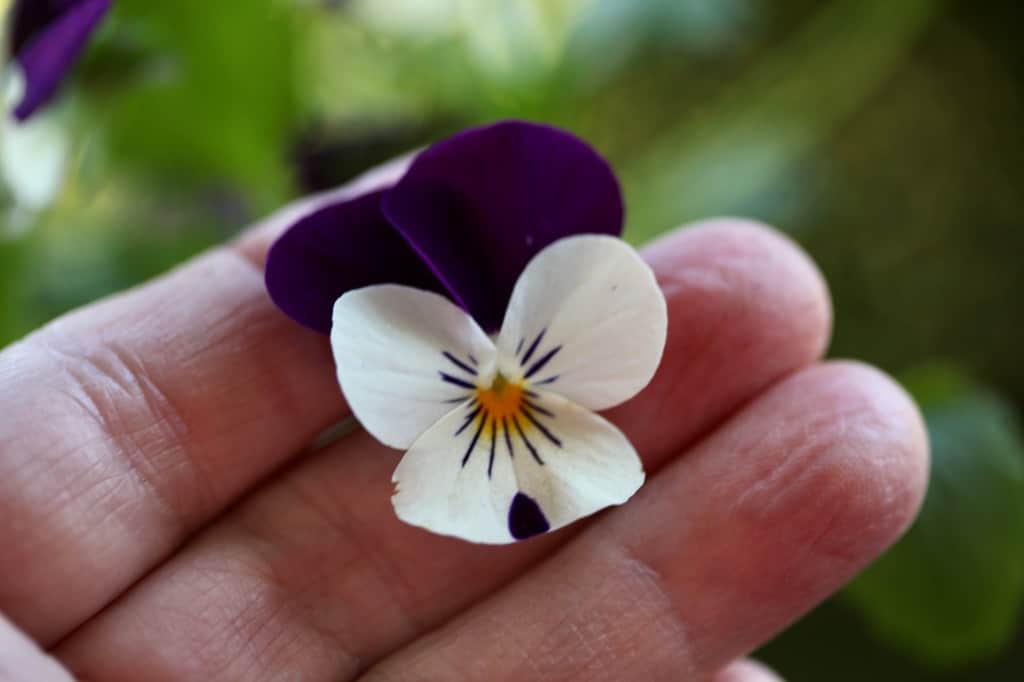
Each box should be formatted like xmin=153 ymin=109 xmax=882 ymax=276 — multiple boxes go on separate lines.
xmin=0 ymin=161 xmax=406 ymax=645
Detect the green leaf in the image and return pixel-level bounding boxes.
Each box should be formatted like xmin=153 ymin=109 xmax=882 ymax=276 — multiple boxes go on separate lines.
xmin=844 ymin=365 xmax=1024 ymax=667
xmin=86 ymin=0 xmax=301 ymax=209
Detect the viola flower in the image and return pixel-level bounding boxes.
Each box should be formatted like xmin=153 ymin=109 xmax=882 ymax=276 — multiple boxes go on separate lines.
xmin=266 ymin=121 xmax=667 ymax=543
xmin=4 ymin=0 xmax=111 ymax=121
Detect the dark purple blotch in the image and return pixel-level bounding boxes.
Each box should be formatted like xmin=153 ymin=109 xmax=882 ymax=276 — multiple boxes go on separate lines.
xmin=508 ymin=492 xmax=550 ymax=540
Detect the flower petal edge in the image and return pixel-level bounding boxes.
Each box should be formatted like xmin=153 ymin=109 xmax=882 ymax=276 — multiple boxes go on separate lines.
xmin=381 ymin=119 xmax=624 ymax=333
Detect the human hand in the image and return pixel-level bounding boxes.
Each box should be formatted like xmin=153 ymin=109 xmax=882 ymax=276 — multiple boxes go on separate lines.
xmin=0 ymin=165 xmax=928 ymax=681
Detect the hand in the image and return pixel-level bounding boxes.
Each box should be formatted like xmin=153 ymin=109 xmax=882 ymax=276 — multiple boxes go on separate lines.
xmin=0 ymin=168 xmax=928 ymax=681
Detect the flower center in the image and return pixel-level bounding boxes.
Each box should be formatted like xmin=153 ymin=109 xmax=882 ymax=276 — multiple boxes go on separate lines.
xmin=476 ymin=372 xmax=524 ymax=420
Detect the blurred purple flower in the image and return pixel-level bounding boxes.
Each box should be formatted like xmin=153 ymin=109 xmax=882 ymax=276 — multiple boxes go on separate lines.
xmin=266 ymin=120 xmax=624 ymax=334
xmin=7 ymin=0 xmax=111 ymax=121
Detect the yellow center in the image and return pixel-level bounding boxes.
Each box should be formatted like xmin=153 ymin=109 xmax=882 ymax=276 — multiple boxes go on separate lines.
xmin=476 ymin=373 xmax=525 ymax=421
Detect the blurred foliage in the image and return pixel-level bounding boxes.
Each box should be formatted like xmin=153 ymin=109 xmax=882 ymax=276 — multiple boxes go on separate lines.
xmin=2 ymin=0 xmax=1024 ymax=679
xmin=84 ymin=0 xmax=300 ymax=203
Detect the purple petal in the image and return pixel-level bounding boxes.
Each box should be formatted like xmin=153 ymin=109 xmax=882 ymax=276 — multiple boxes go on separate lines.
xmin=265 ymin=189 xmax=445 ymax=334
xmin=10 ymin=1 xmax=78 ymax=54
xmin=381 ymin=120 xmax=623 ymax=333
xmin=12 ymin=0 xmax=111 ymax=122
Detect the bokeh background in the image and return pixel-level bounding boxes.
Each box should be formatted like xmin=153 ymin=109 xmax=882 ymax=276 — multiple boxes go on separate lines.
xmin=2 ymin=1 xmax=1023 ymax=679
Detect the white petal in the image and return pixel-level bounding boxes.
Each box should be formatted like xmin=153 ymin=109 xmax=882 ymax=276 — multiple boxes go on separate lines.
xmin=331 ymin=285 xmax=496 ymax=449
xmin=392 ymin=390 xmax=644 ymax=544
xmin=496 ymin=234 xmax=668 ymax=411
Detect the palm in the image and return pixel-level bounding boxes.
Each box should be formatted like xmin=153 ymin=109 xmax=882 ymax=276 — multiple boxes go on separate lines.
xmin=0 ymin=179 xmax=927 ymax=681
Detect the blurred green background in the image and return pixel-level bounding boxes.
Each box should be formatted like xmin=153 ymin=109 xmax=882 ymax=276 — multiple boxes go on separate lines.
xmin=2 ymin=1 xmax=1023 ymax=679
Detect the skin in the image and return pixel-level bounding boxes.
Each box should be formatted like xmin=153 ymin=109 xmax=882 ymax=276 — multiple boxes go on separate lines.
xmin=0 ymin=162 xmax=929 ymax=681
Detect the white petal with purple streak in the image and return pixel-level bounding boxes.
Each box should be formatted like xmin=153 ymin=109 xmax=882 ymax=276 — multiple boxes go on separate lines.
xmin=496 ymin=235 xmax=667 ymax=412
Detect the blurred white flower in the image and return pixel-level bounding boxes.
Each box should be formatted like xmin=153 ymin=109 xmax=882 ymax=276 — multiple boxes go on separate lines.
xmin=1 ymin=70 xmax=68 ymax=229
xmin=348 ymin=0 xmax=588 ymax=81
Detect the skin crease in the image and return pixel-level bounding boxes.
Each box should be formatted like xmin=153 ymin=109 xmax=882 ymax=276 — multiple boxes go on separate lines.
xmin=0 ymin=163 xmax=929 ymax=681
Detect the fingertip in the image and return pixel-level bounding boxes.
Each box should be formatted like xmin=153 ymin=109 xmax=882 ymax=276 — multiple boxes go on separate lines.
xmin=731 ymin=359 xmax=931 ymax=571
xmin=605 ymin=358 xmax=930 ymax=674
xmin=617 ymin=217 xmax=833 ymax=463
xmin=807 ymin=360 xmax=931 ymax=546
xmin=645 ymin=216 xmax=832 ymax=369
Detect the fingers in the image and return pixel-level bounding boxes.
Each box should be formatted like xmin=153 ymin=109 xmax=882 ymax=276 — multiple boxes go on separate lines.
xmin=357 ymin=362 xmax=928 ymax=682
xmin=0 ymin=614 xmax=74 ymax=682
xmin=0 ymin=164 xmax=405 ymax=644
xmin=57 ymin=220 xmax=833 ymax=681
xmin=609 ymin=218 xmax=831 ymax=464
xmin=715 ymin=660 xmax=783 ymax=682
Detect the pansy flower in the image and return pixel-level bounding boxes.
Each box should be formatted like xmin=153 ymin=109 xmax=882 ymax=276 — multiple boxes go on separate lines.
xmin=266 ymin=121 xmax=667 ymax=544
xmin=4 ymin=0 xmax=111 ymax=121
